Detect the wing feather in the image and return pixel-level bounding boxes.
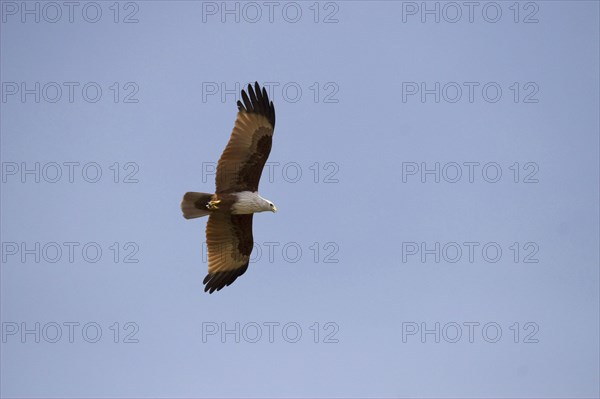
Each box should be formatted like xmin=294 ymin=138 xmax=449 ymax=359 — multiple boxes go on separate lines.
xmin=204 ymin=213 xmax=253 ymax=293
xmin=216 ymin=82 xmax=275 ymax=194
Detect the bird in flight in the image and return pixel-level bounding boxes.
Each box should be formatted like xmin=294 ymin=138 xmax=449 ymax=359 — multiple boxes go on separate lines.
xmin=181 ymin=82 xmax=277 ymax=293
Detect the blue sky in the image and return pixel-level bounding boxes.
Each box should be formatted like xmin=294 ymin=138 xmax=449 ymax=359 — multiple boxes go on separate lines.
xmin=1 ymin=1 xmax=599 ymax=397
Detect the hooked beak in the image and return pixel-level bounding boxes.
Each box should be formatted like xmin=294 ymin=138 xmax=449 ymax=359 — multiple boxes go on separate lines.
xmin=272 ymin=206 xmax=278 ymax=213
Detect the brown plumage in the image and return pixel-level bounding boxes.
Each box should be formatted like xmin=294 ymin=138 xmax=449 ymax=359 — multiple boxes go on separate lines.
xmin=181 ymin=82 xmax=277 ymax=293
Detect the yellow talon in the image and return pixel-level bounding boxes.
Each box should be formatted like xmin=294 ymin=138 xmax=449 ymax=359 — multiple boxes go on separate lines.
xmin=206 ymin=199 xmax=221 ymax=210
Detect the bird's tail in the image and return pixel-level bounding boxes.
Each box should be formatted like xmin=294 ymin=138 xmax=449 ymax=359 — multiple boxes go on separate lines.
xmin=181 ymin=192 xmax=213 ymax=219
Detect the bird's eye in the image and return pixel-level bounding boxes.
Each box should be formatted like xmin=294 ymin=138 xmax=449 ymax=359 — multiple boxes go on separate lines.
xmin=270 ymin=203 xmax=274 ymax=208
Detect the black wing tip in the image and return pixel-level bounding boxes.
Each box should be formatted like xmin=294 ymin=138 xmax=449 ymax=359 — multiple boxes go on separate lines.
xmin=237 ymin=81 xmax=275 ymax=128
xmin=203 ymin=262 xmax=249 ymax=294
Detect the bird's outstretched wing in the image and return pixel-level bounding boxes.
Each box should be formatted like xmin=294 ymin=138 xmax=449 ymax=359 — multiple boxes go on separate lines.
xmin=203 ymin=213 xmax=253 ymax=293
xmin=215 ymin=82 xmax=276 ymax=194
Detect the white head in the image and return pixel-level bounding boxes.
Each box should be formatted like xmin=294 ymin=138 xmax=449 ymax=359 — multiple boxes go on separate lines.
xmin=258 ymin=195 xmax=277 ymax=213
xmin=232 ymin=191 xmax=278 ymax=215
